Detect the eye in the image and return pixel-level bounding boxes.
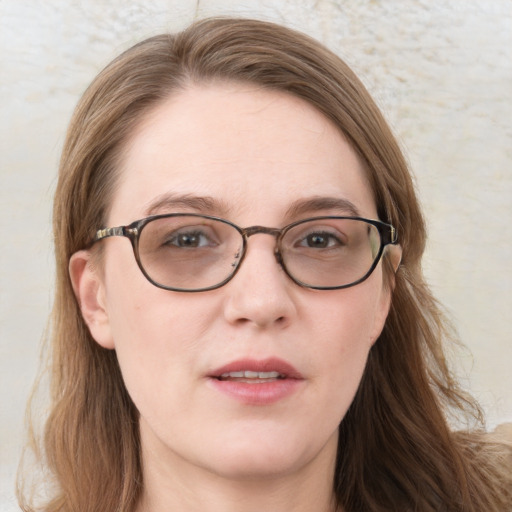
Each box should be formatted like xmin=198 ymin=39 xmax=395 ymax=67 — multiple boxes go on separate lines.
xmin=297 ymin=231 xmax=343 ymax=249
xmin=166 ymin=229 xmax=215 ymax=248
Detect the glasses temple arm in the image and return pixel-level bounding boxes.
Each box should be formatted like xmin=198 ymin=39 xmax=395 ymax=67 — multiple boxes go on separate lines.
xmin=94 ymin=226 xmax=127 ymax=241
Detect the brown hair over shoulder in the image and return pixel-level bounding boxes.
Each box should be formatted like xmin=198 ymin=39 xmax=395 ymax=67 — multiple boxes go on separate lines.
xmin=18 ymin=17 xmax=512 ymax=512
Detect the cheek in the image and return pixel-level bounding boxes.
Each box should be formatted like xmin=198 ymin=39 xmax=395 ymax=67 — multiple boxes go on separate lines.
xmin=105 ymin=292 xmax=206 ymax=430
xmin=307 ymin=274 xmax=386 ymax=406
xmin=312 ymin=276 xmax=384 ymax=353
xmin=100 ymin=246 xmax=191 ymax=399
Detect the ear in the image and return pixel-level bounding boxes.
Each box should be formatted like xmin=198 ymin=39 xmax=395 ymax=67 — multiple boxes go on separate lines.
xmin=387 ymin=244 xmax=402 ymax=275
xmin=69 ymin=250 xmax=115 ymax=349
xmin=369 ymin=285 xmax=392 ymax=345
xmin=369 ymin=245 xmax=402 ymax=345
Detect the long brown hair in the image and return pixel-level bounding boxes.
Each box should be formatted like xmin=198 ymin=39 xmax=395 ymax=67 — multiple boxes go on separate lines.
xmin=18 ymin=17 xmax=512 ymax=512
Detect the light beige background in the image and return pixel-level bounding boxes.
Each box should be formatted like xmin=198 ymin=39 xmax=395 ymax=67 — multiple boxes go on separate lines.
xmin=1 ymin=1 xmax=511 ymax=509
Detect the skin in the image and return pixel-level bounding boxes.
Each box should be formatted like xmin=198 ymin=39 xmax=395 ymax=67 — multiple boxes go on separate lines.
xmin=71 ymin=83 xmax=395 ymax=512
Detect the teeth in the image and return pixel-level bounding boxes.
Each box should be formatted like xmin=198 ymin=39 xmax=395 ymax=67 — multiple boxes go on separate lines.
xmin=220 ymin=370 xmax=282 ymax=379
xmin=223 ymin=371 xmax=244 ymax=378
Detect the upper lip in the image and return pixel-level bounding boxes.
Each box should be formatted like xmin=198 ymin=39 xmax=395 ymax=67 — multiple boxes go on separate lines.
xmin=209 ymin=358 xmax=303 ymax=380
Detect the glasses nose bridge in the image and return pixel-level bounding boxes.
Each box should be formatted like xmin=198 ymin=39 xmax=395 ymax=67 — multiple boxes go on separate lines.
xmin=242 ymin=225 xmax=282 ymax=239
xmin=240 ymin=225 xmax=284 ymax=264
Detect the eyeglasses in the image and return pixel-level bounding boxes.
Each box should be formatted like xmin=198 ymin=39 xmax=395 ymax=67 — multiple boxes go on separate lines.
xmin=92 ymin=213 xmax=398 ymax=292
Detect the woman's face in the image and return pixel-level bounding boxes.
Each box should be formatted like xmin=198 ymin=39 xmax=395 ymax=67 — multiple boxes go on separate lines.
xmin=74 ymin=83 xmax=392 ymax=481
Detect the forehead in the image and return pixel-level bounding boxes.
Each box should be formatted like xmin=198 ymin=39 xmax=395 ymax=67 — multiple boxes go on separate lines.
xmin=109 ymin=83 xmax=376 ymax=225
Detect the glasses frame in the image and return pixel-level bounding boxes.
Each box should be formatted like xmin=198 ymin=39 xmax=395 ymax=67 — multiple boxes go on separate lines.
xmin=92 ymin=213 xmax=398 ymax=292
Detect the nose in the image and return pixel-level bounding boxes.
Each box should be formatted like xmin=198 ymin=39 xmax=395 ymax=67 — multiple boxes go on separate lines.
xmin=222 ymin=236 xmax=297 ymax=329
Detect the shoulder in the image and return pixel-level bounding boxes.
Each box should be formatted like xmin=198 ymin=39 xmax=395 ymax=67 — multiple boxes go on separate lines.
xmin=492 ymin=422 xmax=512 ymax=441
xmin=489 ymin=422 xmax=512 ymax=465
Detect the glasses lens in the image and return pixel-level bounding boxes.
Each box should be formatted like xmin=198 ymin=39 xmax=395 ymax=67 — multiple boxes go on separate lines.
xmin=281 ymin=218 xmax=382 ymax=288
xmin=137 ymin=216 xmax=243 ymax=290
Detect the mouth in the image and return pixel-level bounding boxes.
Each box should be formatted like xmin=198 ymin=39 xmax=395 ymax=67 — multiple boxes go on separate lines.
xmin=207 ymin=358 xmax=304 ymax=404
xmin=209 ymin=357 xmax=303 ymax=382
xmin=217 ymin=370 xmax=285 ymax=383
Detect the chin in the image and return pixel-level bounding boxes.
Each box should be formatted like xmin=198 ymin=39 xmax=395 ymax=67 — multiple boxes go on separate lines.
xmin=202 ymin=427 xmax=338 ymax=481
xmin=209 ymin=453 xmax=306 ymax=481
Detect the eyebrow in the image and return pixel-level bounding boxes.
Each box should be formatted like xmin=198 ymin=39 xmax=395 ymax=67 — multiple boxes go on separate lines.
xmin=144 ymin=193 xmax=361 ymax=221
xmin=285 ymin=196 xmax=362 ymax=219
xmin=144 ymin=193 xmax=232 ymax=217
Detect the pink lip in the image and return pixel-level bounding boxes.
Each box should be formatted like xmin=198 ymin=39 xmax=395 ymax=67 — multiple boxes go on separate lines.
xmin=207 ymin=358 xmax=304 ymax=405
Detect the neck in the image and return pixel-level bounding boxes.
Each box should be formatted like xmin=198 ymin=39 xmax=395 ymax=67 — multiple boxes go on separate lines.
xmin=135 ymin=427 xmax=340 ymax=512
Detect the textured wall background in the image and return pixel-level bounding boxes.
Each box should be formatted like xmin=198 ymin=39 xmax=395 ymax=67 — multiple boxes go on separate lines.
xmin=1 ymin=1 xmax=511 ymax=509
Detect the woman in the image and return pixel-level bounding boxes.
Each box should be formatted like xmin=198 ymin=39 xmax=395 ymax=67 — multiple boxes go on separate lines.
xmin=18 ymin=17 xmax=511 ymax=512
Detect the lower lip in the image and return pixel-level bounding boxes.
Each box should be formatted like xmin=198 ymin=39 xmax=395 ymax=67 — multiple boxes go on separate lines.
xmin=208 ymin=378 xmax=303 ymax=405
